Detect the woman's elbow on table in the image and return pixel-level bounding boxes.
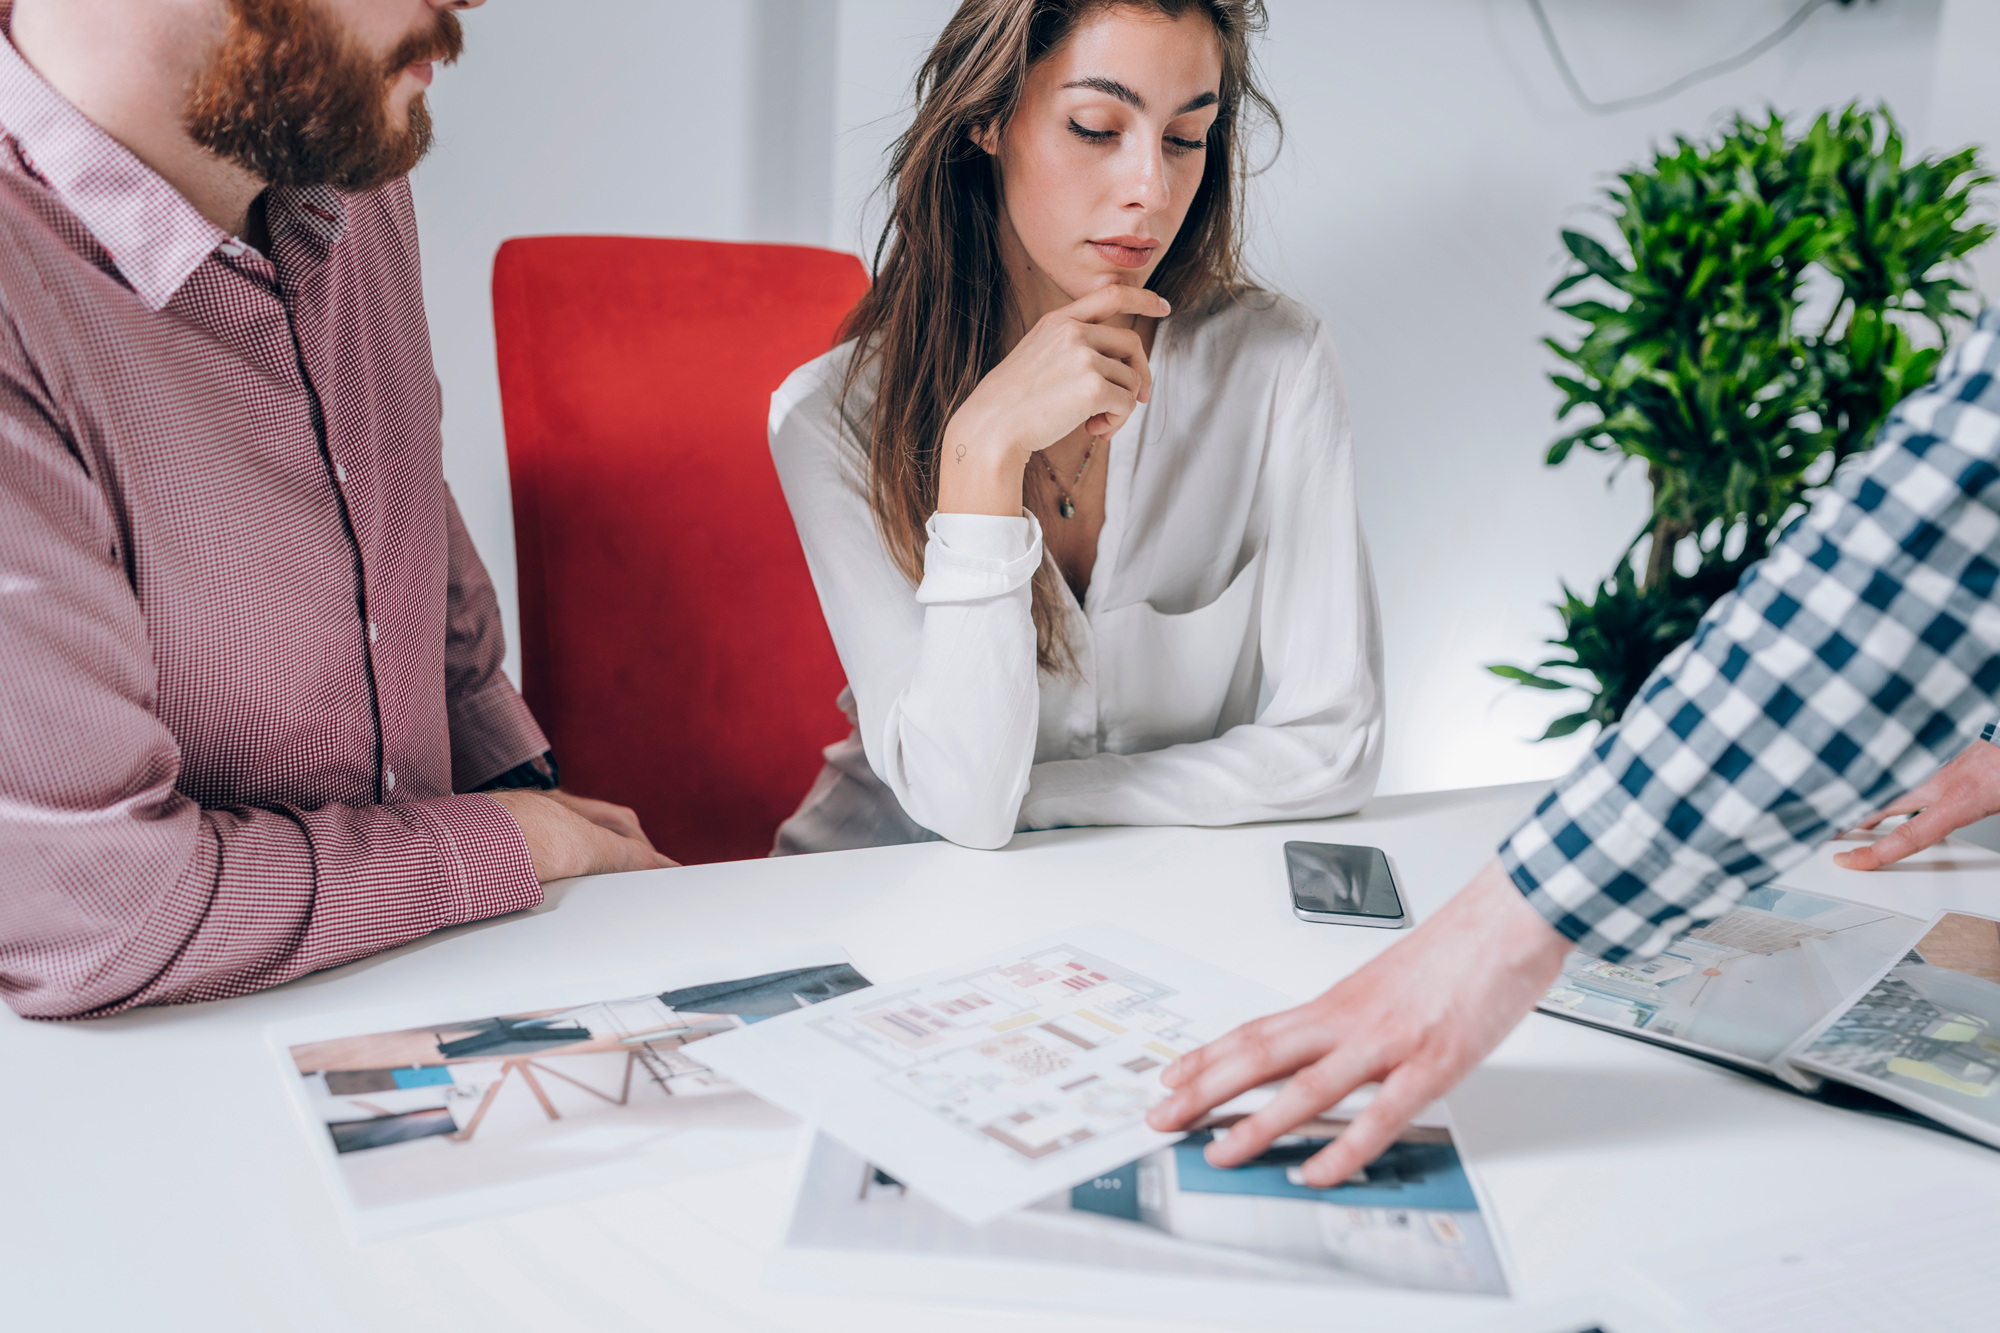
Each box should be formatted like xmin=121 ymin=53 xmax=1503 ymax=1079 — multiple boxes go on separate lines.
xmin=900 ymin=786 xmax=1022 ymax=851
xmin=887 ymin=758 xmax=1028 ymax=850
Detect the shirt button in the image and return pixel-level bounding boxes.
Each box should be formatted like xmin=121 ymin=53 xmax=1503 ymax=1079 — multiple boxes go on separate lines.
xmin=334 ymin=461 xmax=348 ymax=484
xmin=368 ymin=620 xmax=379 ymax=644
xmin=217 ymin=238 xmax=247 ymax=259
xmin=385 ymin=769 xmax=397 ymax=793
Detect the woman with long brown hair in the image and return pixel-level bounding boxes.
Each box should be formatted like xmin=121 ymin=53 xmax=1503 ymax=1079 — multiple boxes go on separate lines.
xmin=771 ymin=0 xmax=1383 ymax=852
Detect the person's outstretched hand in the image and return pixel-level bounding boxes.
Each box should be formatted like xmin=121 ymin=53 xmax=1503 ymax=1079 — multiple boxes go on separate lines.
xmin=1834 ymin=740 xmax=2000 ymax=872
xmin=1146 ymin=859 xmax=1569 ymax=1186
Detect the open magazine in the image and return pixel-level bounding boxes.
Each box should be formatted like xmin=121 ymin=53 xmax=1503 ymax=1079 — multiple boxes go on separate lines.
xmin=785 ymin=1112 xmax=1510 ymax=1296
xmin=1539 ymin=886 xmax=2000 ymax=1147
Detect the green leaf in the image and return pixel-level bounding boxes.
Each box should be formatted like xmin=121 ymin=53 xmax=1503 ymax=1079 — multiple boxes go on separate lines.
xmin=1539 ymin=712 xmax=1593 ymax=740
xmin=1487 ymin=664 xmax=1572 ymax=690
xmin=1546 ymin=270 xmax=1592 ymax=300
xmin=1562 ymin=230 xmax=1628 ymax=284
xmin=1557 ymin=300 xmax=1624 ymax=324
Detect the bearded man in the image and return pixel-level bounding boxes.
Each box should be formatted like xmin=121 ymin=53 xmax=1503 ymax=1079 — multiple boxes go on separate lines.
xmin=0 ymin=0 xmax=673 ymax=1020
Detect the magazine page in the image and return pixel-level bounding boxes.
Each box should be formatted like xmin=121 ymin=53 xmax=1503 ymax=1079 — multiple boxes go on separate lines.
xmin=267 ymin=947 xmax=870 ymax=1239
xmin=784 ymin=1109 xmax=1508 ymax=1297
xmin=1536 ymin=885 xmax=1921 ymax=1089
xmin=1787 ymin=910 xmax=2000 ymax=1149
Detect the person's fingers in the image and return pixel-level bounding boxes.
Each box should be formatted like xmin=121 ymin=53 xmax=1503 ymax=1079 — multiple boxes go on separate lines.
xmin=1079 ymin=324 xmax=1151 ymax=401
xmin=590 ymin=805 xmax=645 ymax=842
xmin=598 ymin=823 xmax=676 ymax=872
xmin=1201 ymin=1041 xmax=1383 ymax=1168
xmin=1848 ymin=785 xmax=1934 ymax=833
xmin=1078 ymin=375 xmax=1138 ymax=438
xmin=1157 ymin=1009 xmax=1293 ymax=1092
xmin=1834 ymin=803 xmax=1960 ymax=871
xmin=1294 ymin=1063 xmax=1441 ymax=1188
xmin=1063 ymin=283 xmax=1172 ymax=326
xmin=609 ymin=809 xmax=662 ymax=852
xmin=1084 ymin=348 xmax=1141 ymax=397
xmin=550 ymin=792 xmax=656 ymax=848
xmin=1147 ymin=1007 xmax=1333 ymax=1131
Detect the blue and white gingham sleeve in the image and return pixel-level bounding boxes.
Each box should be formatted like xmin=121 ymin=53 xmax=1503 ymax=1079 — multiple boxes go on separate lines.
xmin=1501 ymin=309 xmax=2000 ymax=961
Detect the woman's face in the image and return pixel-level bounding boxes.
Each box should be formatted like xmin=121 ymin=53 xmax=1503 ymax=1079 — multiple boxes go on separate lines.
xmin=985 ymin=5 xmax=1223 ymax=308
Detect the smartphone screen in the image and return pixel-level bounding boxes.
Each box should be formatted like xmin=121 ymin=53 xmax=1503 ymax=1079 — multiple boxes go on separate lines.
xmin=1285 ymin=841 xmax=1404 ymax=921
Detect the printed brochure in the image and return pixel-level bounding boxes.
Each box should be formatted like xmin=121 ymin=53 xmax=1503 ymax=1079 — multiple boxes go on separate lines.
xmin=1538 ymin=887 xmax=2000 ymax=1149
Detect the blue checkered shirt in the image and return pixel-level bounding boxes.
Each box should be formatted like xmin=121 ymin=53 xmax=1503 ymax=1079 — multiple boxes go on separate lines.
xmin=1502 ymin=308 xmax=2000 ymax=961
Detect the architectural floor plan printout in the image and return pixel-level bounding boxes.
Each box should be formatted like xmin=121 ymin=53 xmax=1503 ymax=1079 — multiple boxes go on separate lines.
xmin=267 ymin=945 xmax=868 ymax=1237
xmin=786 ymin=1113 xmax=1508 ymax=1297
xmin=1537 ymin=885 xmax=1921 ymax=1087
xmin=698 ymin=924 xmax=1297 ymax=1225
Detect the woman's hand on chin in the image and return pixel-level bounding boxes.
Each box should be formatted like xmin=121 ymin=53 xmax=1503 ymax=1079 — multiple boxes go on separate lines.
xmin=937 ymin=284 xmax=1169 ymax=516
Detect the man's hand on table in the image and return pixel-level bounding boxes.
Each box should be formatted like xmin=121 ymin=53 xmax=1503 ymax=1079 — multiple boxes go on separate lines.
xmin=490 ymin=789 xmax=678 ymax=881
xmin=1834 ymin=740 xmax=2000 ymax=871
xmin=1146 ymin=858 xmax=1568 ymax=1185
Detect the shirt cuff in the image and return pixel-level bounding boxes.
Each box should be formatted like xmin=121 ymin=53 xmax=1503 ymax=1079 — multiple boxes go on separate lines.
xmin=916 ymin=511 xmax=1043 ymax=604
xmin=450 ymin=674 xmax=553 ymax=792
xmin=1497 ymin=777 xmax=1729 ymax=964
xmin=403 ymin=793 xmax=543 ymax=925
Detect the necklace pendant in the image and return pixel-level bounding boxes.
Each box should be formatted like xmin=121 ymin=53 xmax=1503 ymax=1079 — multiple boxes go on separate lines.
xmin=1059 ymin=497 xmax=1076 ymax=520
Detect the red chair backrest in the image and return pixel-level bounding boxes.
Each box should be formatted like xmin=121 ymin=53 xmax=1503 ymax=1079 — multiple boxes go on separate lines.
xmin=493 ymin=236 xmax=868 ymax=863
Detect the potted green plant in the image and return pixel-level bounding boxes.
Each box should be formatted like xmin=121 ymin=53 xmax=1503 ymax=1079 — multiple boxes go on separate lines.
xmin=1494 ymin=105 xmax=1994 ymax=739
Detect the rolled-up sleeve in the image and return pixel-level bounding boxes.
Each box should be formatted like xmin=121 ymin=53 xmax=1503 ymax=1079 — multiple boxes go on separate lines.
xmin=0 ymin=366 xmax=540 ymax=1020
xmin=1502 ymin=310 xmax=2000 ymax=961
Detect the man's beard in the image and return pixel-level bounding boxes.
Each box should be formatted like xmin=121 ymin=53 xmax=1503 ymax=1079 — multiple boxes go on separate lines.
xmin=183 ymin=0 xmax=463 ymax=194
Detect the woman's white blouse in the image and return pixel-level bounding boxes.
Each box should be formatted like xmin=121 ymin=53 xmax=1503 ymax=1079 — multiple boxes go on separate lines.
xmin=769 ymin=293 xmax=1385 ymax=852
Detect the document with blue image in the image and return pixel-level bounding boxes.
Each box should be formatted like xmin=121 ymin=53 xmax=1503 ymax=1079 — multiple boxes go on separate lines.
xmin=783 ymin=1107 xmax=1508 ymax=1297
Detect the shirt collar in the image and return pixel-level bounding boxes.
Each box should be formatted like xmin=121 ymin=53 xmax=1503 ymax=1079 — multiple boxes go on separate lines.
xmin=0 ymin=14 xmax=348 ymax=310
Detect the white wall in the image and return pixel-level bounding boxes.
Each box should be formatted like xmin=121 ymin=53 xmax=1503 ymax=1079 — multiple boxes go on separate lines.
xmin=1252 ymin=0 xmax=1949 ymax=793
xmin=417 ymin=0 xmax=1999 ymax=798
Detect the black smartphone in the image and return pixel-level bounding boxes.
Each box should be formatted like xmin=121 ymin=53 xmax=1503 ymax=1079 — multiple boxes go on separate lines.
xmin=1284 ymin=841 xmax=1407 ymax=928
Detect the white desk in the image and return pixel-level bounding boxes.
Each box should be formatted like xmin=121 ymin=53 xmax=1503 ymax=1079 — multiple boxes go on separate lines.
xmin=7 ymin=782 xmax=2000 ymax=1332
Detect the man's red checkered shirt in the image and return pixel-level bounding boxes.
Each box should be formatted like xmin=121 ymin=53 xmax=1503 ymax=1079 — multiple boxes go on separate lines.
xmin=0 ymin=32 xmax=546 ymax=1018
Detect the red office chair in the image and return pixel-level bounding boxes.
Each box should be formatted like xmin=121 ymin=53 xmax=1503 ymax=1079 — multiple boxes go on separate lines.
xmin=493 ymin=237 xmax=869 ymax=864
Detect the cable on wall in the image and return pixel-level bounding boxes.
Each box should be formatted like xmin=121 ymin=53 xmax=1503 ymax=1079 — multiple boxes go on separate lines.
xmin=1526 ymin=0 xmax=1851 ymax=116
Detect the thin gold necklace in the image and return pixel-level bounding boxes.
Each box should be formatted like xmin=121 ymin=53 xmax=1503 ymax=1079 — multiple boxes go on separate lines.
xmin=1036 ymin=437 xmax=1098 ymax=520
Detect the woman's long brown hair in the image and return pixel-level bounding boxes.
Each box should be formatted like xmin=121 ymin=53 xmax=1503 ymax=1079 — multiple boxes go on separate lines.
xmin=838 ymin=0 xmax=1278 ymax=673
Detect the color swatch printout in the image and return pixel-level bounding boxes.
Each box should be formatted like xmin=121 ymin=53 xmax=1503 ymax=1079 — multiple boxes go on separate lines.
xmin=699 ymin=925 xmax=1296 ymax=1224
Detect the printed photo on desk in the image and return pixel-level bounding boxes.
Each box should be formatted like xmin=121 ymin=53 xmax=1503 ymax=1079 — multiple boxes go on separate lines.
xmin=267 ymin=947 xmax=870 ymax=1237
xmin=784 ymin=1107 xmax=1508 ymax=1298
